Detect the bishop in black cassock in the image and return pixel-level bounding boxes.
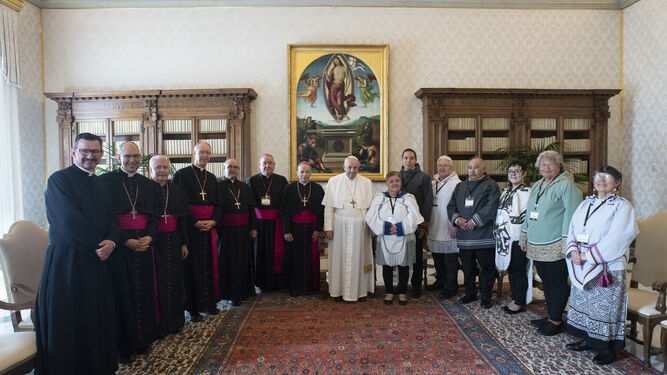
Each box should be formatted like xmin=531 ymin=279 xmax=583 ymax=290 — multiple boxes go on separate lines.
xmin=246 ymin=154 xmax=288 ymax=291
xmin=149 ymin=155 xmax=194 ymax=336
xmin=281 ymin=163 xmax=325 ymax=296
xmin=99 ymin=142 xmax=161 ymax=362
xmin=172 ymin=142 xmax=222 ymax=320
xmin=218 ymin=158 xmax=256 ymax=306
xmin=35 ymin=134 xmax=119 ymax=375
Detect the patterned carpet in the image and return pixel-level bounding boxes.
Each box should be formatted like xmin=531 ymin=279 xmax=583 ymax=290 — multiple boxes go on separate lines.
xmin=118 ymin=290 xmax=660 ymax=375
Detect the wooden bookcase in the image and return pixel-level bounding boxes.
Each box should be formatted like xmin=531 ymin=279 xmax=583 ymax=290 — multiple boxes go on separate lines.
xmin=45 ymin=89 xmax=257 ymax=179
xmin=414 ymin=88 xmax=620 ymax=192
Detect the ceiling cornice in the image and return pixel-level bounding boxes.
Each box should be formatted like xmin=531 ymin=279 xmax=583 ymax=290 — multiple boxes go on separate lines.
xmin=1 ymin=0 xmax=24 ymax=11
xmin=25 ymin=0 xmax=640 ymax=10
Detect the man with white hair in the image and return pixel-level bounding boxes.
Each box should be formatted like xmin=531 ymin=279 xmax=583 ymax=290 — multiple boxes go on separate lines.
xmin=246 ymin=154 xmax=289 ymax=292
xmin=323 ymin=156 xmax=375 ymax=302
xmin=149 ymin=155 xmax=192 ymax=335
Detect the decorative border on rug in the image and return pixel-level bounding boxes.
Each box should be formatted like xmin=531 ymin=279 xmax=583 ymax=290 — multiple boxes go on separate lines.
xmin=436 ymin=296 xmax=530 ymax=375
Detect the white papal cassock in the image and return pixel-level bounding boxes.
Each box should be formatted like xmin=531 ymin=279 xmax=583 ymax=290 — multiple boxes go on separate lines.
xmin=323 ymin=173 xmax=375 ymax=301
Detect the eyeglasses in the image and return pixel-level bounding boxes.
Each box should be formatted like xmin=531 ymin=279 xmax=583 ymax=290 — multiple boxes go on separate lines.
xmin=76 ymin=149 xmax=103 ymax=156
xmin=508 ymin=169 xmax=523 ymax=175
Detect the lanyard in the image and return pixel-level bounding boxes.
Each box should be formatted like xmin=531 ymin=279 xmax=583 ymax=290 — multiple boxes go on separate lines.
xmin=534 ymin=178 xmax=557 ymax=207
xmin=583 ymin=196 xmax=612 ymax=227
xmin=466 ymin=179 xmax=482 ymax=197
xmin=500 ymin=184 xmax=523 ymax=208
xmin=388 ymin=195 xmax=398 ymax=215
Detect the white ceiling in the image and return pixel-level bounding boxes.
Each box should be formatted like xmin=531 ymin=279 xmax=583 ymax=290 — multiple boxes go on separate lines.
xmin=26 ymin=0 xmax=640 ymax=10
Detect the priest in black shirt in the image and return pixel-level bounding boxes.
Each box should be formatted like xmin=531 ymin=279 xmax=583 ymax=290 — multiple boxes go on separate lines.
xmin=149 ymin=155 xmax=193 ymax=335
xmin=35 ymin=133 xmax=120 ymax=375
xmin=99 ymin=141 xmax=161 ymax=363
xmin=281 ymin=162 xmax=325 ymax=296
xmin=246 ymin=154 xmax=288 ymax=292
xmin=218 ymin=158 xmax=257 ymax=306
xmin=172 ymin=142 xmax=222 ymax=321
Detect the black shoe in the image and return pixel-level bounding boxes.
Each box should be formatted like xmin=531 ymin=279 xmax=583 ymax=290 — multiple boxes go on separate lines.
xmin=459 ymin=295 xmax=477 ymax=304
xmin=412 ymin=288 xmax=422 ymax=298
xmin=207 ymin=308 xmax=220 ymax=315
xmin=334 ymin=296 xmax=343 ymax=302
xmin=188 ymin=311 xmax=203 ymax=323
xmin=289 ymin=291 xmax=298 ymax=298
xmin=503 ymin=305 xmax=526 ymax=315
xmin=565 ymin=340 xmax=590 ymax=352
xmin=481 ymin=300 xmax=493 ymax=309
xmin=384 ymin=297 xmax=393 ymax=305
xmin=398 ymin=294 xmax=408 ymax=305
xmin=426 ymin=282 xmax=444 ymax=291
xmin=118 ymin=352 xmax=136 ymax=364
xmin=593 ymin=350 xmax=616 ymax=365
xmin=231 ymin=300 xmax=241 ymax=306
xmin=358 ymin=297 xmax=367 ymax=302
xmin=136 ymin=346 xmax=150 ymax=355
xmin=438 ymin=291 xmax=457 ymax=300
xmin=530 ymin=316 xmax=549 ymax=327
xmin=538 ymin=322 xmax=564 ymax=336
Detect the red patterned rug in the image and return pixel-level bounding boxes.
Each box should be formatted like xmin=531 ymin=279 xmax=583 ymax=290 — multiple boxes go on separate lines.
xmin=118 ymin=289 xmax=660 ymax=375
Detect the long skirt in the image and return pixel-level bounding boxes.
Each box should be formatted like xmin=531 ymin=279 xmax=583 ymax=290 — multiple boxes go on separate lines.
xmin=566 ymin=269 xmax=627 ymax=351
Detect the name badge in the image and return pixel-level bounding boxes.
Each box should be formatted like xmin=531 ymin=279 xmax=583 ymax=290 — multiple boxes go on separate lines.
xmin=576 ymin=233 xmax=589 ymax=244
xmin=465 ymin=198 xmax=474 ymax=208
xmin=261 ymin=198 xmax=271 ymax=206
xmin=529 ymin=211 xmax=539 ymax=220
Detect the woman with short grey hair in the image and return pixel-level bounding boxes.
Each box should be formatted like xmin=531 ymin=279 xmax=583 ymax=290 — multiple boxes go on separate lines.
xmin=520 ymin=150 xmax=582 ymax=336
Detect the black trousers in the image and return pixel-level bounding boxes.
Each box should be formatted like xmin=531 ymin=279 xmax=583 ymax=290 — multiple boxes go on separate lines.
xmin=383 ymin=265 xmax=409 ymax=294
xmin=534 ymin=259 xmax=569 ymax=322
xmin=410 ymin=235 xmax=425 ymax=288
xmin=507 ymin=241 xmax=529 ymax=306
xmin=460 ymin=247 xmax=495 ymax=303
xmin=432 ymin=252 xmax=459 ymax=295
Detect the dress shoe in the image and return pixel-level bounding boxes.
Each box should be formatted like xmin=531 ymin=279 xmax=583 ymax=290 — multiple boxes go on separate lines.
xmin=136 ymin=345 xmax=150 ymax=355
xmin=334 ymin=296 xmax=343 ymax=302
xmin=118 ymin=352 xmax=136 ymax=364
xmin=458 ymin=295 xmax=477 ymax=304
xmin=481 ymin=300 xmax=493 ymax=309
xmin=503 ymin=305 xmax=526 ymax=315
xmin=438 ymin=291 xmax=457 ymax=300
xmin=565 ymin=340 xmax=590 ymax=352
xmin=593 ymin=350 xmax=616 ymax=365
xmin=207 ymin=308 xmax=220 ymax=315
xmin=398 ymin=294 xmax=408 ymax=305
xmin=358 ymin=297 xmax=367 ymax=302
xmin=426 ymin=282 xmax=444 ymax=291
xmin=412 ymin=288 xmax=422 ymax=298
xmin=384 ymin=294 xmax=394 ymax=305
xmin=188 ymin=312 xmax=203 ymax=323
xmin=538 ymin=322 xmax=564 ymax=336
xmin=530 ymin=316 xmax=549 ymax=327
xmin=231 ymin=300 xmax=241 ymax=306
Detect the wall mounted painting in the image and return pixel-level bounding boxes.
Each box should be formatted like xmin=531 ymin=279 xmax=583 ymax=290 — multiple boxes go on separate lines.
xmin=288 ymin=44 xmax=388 ymax=181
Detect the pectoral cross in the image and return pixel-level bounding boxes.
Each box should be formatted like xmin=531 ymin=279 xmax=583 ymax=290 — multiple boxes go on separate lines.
xmin=161 ymin=211 xmax=169 ymax=224
xmin=234 ymin=201 xmax=241 ymax=210
xmin=130 ymin=209 xmax=137 ymax=220
xmin=301 ymin=197 xmax=309 ymax=207
xmin=199 ymin=190 xmax=207 ymax=201
xmin=350 ymin=199 xmax=356 ymax=208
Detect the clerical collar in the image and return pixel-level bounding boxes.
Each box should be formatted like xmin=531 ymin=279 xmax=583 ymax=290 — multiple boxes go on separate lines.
xmin=74 ymin=163 xmax=95 ymax=176
xmin=193 ymin=164 xmax=206 ymax=172
xmin=298 ymin=180 xmax=309 ymax=186
xmin=120 ymin=167 xmax=136 ymax=177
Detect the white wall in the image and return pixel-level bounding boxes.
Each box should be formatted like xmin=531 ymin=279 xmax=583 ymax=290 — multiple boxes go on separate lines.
xmin=622 ymin=0 xmax=667 ymax=219
xmin=42 ymin=7 xmax=621 ymax=187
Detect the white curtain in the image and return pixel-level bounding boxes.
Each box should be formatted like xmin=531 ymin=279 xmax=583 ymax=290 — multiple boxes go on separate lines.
xmin=0 ymin=4 xmax=22 ymax=234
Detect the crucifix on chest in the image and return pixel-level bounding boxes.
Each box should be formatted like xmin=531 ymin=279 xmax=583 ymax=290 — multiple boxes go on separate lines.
xmin=350 ymin=199 xmax=357 ymax=208
xmin=199 ymin=190 xmax=207 ymax=201
xmin=161 ymin=211 xmax=169 ymax=224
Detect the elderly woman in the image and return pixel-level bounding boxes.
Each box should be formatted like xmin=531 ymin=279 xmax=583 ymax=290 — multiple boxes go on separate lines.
xmin=366 ymin=171 xmax=424 ymax=305
xmin=520 ymin=150 xmax=582 ymax=336
xmin=495 ymin=160 xmax=532 ymax=314
xmin=428 ymin=156 xmax=461 ymax=299
xmin=564 ymin=166 xmax=638 ymax=365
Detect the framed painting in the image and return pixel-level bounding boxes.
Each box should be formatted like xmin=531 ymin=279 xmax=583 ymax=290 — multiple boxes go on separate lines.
xmin=288 ymin=44 xmax=388 ymax=181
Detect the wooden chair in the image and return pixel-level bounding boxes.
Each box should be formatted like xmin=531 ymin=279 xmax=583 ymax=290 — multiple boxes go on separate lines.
xmin=626 ymin=209 xmax=667 ymax=368
xmin=0 ymin=300 xmax=36 ymax=375
xmin=0 ymin=221 xmax=49 ymax=332
xmin=660 ymin=320 xmax=667 ymax=375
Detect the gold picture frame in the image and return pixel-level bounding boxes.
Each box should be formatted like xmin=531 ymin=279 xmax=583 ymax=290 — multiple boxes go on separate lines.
xmin=288 ymin=44 xmax=388 ymax=181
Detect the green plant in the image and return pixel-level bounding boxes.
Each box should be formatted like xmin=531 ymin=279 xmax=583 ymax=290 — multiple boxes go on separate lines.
xmin=494 ymin=141 xmax=588 ymax=186
xmin=94 ymin=142 xmax=165 ymax=176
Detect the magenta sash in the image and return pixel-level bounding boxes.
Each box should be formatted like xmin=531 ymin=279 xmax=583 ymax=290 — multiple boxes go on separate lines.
xmin=189 ymin=204 xmax=220 ymax=300
xmin=158 ymin=215 xmax=178 ymax=232
xmin=255 ymin=208 xmax=286 ymax=274
xmin=222 ymin=213 xmax=249 ymax=226
xmin=292 ymin=210 xmax=320 ymax=289
xmin=118 ymin=213 xmax=147 ymax=230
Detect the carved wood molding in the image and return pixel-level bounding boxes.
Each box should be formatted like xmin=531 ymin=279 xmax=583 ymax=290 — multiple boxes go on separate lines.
xmin=0 ymin=0 xmax=23 ymax=11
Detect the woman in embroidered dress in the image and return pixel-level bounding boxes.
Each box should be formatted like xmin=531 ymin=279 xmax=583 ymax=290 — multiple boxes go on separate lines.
xmin=494 ymin=160 xmax=532 ymax=314
xmin=366 ymin=171 xmax=424 ymax=305
xmin=564 ymin=166 xmax=638 ymax=365
xmin=520 ymin=150 xmax=582 ymax=336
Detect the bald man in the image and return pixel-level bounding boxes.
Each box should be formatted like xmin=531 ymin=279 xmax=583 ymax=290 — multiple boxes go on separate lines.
xmin=99 ymin=141 xmax=161 ymax=363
